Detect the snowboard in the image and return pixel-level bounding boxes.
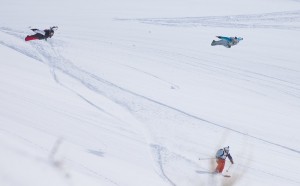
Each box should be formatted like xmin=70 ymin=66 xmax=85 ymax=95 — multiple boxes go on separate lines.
xmin=25 ymin=35 xmax=39 ymax=41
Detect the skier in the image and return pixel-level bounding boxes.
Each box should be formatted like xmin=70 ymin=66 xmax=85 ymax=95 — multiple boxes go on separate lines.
xmin=215 ymin=146 xmax=234 ymax=173
xmin=211 ymin=36 xmax=243 ymax=48
xmin=25 ymin=26 xmax=57 ymax=41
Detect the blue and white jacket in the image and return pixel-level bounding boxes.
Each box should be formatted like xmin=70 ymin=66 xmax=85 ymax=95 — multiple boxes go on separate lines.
xmin=216 ymin=148 xmax=234 ymax=163
xmin=217 ymin=36 xmax=243 ymax=46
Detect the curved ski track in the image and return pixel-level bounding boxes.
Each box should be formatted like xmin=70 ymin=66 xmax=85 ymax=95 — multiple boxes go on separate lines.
xmin=1 ymin=29 xmax=299 ymax=154
xmin=1 ymin=27 xmax=300 ymax=185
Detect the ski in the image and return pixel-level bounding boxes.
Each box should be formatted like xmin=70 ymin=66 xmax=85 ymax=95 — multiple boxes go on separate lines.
xmin=223 ymin=174 xmax=231 ymax=178
xmin=196 ymin=171 xmax=231 ymax=178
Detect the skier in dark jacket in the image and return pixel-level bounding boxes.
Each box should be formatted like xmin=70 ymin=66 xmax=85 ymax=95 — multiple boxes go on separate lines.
xmin=215 ymin=146 xmax=234 ymax=173
xmin=25 ymin=26 xmax=57 ymax=41
xmin=211 ymin=36 xmax=243 ymax=48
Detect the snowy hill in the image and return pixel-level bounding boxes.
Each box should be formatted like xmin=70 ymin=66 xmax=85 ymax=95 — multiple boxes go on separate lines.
xmin=1 ymin=0 xmax=300 ymax=186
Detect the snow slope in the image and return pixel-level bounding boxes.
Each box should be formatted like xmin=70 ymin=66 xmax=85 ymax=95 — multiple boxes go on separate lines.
xmin=1 ymin=0 xmax=300 ymax=186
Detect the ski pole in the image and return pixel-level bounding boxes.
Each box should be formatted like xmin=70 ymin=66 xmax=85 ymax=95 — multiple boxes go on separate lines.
xmin=226 ymin=164 xmax=233 ymax=172
xmin=199 ymin=157 xmax=216 ymax=161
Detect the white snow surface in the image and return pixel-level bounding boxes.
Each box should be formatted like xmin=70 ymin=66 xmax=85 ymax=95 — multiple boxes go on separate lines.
xmin=1 ymin=0 xmax=300 ymax=186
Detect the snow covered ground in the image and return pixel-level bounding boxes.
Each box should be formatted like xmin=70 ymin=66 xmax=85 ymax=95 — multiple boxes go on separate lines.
xmin=1 ymin=0 xmax=300 ymax=185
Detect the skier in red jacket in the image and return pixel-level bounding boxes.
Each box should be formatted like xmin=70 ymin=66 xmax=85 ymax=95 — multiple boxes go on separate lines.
xmin=215 ymin=146 xmax=234 ymax=173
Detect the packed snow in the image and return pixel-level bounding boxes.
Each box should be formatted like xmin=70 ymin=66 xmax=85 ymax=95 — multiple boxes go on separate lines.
xmin=1 ymin=0 xmax=300 ymax=186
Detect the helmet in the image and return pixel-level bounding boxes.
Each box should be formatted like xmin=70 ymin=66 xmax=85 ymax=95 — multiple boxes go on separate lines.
xmin=49 ymin=30 xmax=54 ymax=36
xmin=234 ymin=36 xmax=237 ymax=39
xmin=224 ymin=146 xmax=229 ymax=152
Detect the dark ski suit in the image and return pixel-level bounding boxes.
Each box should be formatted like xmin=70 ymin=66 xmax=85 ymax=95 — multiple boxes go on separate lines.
xmin=25 ymin=28 xmax=54 ymax=41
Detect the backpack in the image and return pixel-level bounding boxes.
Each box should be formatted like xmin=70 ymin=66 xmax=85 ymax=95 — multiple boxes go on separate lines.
xmin=216 ymin=149 xmax=224 ymax=159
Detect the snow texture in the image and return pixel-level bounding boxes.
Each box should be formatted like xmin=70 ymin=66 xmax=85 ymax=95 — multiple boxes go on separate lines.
xmin=0 ymin=0 xmax=300 ymax=186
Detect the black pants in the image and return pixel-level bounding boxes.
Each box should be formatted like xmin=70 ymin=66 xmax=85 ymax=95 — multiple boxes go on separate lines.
xmin=32 ymin=33 xmax=46 ymax=40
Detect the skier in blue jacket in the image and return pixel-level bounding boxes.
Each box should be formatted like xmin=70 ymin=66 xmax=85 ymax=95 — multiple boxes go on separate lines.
xmin=211 ymin=36 xmax=243 ymax=48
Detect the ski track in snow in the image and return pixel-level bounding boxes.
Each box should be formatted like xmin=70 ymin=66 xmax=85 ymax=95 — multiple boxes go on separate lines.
xmin=151 ymin=145 xmax=176 ymax=186
xmin=64 ymin=31 xmax=300 ymax=103
xmin=131 ymin=46 xmax=300 ymax=101
xmin=118 ymin=10 xmax=300 ymax=30
xmin=1 ymin=27 xmax=300 ymax=185
xmin=1 ymin=32 xmax=299 ymax=154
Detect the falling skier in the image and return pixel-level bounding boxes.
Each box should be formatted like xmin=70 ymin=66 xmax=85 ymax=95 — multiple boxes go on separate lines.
xmin=25 ymin=26 xmax=57 ymax=41
xmin=211 ymin=36 xmax=243 ymax=48
xmin=215 ymin=146 xmax=234 ymax=173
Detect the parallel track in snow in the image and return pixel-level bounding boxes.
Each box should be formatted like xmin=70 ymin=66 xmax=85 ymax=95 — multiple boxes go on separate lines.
xmin=119 ymin=10 xmax=300 ymax=31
